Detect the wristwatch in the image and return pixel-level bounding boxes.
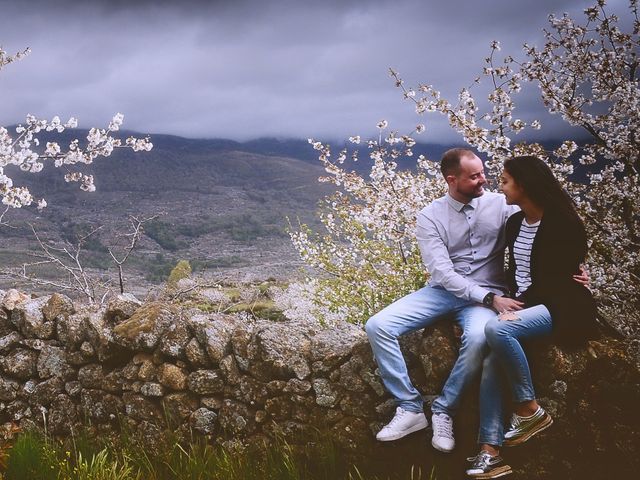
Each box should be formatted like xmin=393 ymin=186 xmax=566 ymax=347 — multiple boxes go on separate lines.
xmin=482 ymin=292 xmax=496 ymax=307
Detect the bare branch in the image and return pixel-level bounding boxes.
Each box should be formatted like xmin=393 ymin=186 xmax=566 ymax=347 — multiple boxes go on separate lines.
xmin=0 ymin=206 xmax=16 ymax=229
xmin=107 ymin=213 xmax=163 ymax=294
xmin=2 ymin=223 xmax=109 ymax=303
xmin=168 ymin=281 xmax=221 ymax=302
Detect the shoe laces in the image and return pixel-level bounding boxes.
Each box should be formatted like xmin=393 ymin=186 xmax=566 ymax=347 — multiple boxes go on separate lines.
xmin=433 ymin=413 xmax=453 ymax=439
xmin=510 ymin=407 xmax=542 ymax=429
xmin=466 ymin=450 xmax=500 ymax=466
xmin=385 ymin=407 xmax=408 ymax=429
xmin=509 ymin=413 xmax=522 ymax=429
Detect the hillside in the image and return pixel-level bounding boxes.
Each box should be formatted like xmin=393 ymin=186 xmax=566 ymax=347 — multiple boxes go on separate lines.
xmin=0 ymin=135 xmax=339 ymax=295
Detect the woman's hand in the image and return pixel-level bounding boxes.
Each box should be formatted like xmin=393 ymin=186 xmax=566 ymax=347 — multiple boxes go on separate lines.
xmin=573 ymin=265 xmax=590 ymax=289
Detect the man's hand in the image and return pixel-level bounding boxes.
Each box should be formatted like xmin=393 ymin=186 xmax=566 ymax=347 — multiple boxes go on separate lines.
xmin=573 ymin=265 xmax=590 ymax=288
xmin=492 ymin=295 xmax=524 ymax=313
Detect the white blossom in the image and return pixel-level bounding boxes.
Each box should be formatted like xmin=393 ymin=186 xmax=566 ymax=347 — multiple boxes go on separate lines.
xmin=109 ymin=112 xmax=125 ymax=131
xmin=293 ymin=1 xmax=640 ymax=335
xmin=0 ymin=49 xmax=153 ymax=210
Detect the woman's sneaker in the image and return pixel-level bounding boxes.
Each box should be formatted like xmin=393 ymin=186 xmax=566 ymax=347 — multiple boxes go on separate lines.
xmin=503 ymin=407 xmax=553 ymax=447
xmin=375 ymin=407 xmax=428 ymax=441
xmin=466 ymin=450 xmax=512 ymax=478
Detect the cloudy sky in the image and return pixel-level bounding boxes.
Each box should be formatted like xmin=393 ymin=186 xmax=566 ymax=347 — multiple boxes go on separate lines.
xmin=0 ymin=0 xmax=630 ymax=142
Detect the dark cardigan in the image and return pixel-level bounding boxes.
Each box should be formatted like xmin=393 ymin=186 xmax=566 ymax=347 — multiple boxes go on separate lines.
xmin=505 ymin=210 xmax=598 ymax=346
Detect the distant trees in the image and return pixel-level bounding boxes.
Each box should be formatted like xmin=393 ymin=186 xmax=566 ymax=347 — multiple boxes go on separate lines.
xmin=288 ymin=0 xmax=639 ymax=336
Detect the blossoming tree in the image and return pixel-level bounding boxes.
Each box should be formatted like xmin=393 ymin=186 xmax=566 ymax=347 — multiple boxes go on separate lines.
xmin=285 ymin=0 xmax=639 ymax=336
xmin=0 ymin=45 xmax=154 ymax=301
xmin=0 ymin=46 xmax=153 ymax=218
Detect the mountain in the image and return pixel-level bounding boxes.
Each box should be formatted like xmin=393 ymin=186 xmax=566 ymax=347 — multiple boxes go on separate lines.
xmin=0 ymin=134 xmax=342 ymax=293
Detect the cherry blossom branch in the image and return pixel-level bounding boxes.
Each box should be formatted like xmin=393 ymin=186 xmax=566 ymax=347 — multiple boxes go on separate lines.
xmin=0 ymin=46 xmax=153 ymax=214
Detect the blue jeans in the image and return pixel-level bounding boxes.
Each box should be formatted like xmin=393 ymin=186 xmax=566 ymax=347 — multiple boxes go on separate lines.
xmin=365 ymin=285 xmax=496 ymax=416
xmin=478 ymin=350 xmax=507 ymax=446
xmin=484 ymin=304 xmax=552 ymax=402
xmin=478 ymin=304 xmax=553 ymax=446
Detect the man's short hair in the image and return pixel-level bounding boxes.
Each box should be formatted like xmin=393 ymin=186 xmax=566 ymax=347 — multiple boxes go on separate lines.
xmin=440 ymin=148 xmax=475 ymax=177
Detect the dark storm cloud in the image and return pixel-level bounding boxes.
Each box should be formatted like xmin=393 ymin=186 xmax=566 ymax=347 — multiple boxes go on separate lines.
xmin=0 ymin=0 xmax=629 ymax=141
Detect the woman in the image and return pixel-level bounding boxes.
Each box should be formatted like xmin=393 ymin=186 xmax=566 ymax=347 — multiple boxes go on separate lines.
xmin=466 ymin=155 xmax=598 ymax=479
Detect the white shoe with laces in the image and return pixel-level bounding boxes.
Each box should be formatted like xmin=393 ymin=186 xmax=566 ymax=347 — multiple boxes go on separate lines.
xmin=431 ymin=412 xmax=455 ymax=452
xmin=375 ymin=406 xmax=428 ymax=441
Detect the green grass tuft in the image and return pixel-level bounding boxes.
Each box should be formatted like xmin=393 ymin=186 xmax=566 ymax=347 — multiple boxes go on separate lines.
xmin=1 ymin=427 xmax=438 ymax=480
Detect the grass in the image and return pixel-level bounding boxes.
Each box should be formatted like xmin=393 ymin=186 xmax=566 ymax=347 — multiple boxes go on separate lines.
xmin=0 ymin=426 xmax=437 ymax=480
xmin=3 ymin=430 xmax=135 ymax=480
xmin=225 ymin=299 xmax=287 ymax=321
xmin=183 ymin=280 xmax=288 ymax=321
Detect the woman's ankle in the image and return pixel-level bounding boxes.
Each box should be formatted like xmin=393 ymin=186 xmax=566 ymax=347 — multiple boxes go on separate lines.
xmin=515 ymin=400 xmax=539 ymax=417
xmin=479 ymin=444 xmax=500 ymax=456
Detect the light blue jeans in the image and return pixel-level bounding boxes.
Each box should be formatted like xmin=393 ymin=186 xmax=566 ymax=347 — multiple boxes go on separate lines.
xmin=478 ymin=304 xmax=553 ymax=446
xmin=484 ymin=304 xmax=552 ymax=402
xmin=478 ymin=350 xmax=507 ymax=446
xmin=365 ymin=285 xmax=497 ymax=416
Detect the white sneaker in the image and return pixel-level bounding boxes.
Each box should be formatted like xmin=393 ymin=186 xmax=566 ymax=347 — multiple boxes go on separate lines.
xmin=376 ymin=407 xmax=428 ymax=441
xmin=431 ymin=412 xmax=455 ymax=452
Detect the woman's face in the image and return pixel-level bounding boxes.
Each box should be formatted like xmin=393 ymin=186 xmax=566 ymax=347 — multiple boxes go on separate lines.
xmin=500 ymin=169 xmax=527 ymax=205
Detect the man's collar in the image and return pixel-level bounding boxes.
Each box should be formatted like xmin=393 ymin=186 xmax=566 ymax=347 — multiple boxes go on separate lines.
xmin=446 ymin=193 xmax=479 ymax=212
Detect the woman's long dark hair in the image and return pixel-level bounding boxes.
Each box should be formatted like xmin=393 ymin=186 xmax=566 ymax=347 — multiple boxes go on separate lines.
xmin=503 ymin=155 xmax=585 ymax=230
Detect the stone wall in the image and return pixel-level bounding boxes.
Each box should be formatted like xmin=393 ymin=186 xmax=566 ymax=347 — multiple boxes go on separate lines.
xmin=0 ymin=289 xmax=392 ymax=446
xmin=0 ymin=288 xmax=638 ymax=479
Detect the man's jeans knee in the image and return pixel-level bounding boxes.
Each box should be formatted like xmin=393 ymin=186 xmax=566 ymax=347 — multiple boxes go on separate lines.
xmin=365 ymin=286 xmax=495 ymax=415
xmin=365 ymin=313 xmax=386 ymax=343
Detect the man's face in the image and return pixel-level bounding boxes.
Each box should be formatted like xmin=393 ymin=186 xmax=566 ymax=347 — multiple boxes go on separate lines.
xmin=448 ymin=154 xmax=487 ymax=201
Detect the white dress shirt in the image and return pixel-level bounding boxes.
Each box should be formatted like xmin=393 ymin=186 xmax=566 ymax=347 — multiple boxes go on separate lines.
xmin=416 ymin=191 xmax=519 ymax=303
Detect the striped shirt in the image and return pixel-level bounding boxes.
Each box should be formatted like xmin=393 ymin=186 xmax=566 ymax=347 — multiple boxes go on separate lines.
xmin=513 ymin=218 xmax=541 ymax=296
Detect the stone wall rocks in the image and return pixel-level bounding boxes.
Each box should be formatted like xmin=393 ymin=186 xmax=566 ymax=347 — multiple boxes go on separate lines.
xmin=11 ymin=296 xmax=54 ymax=339
xmin=0 ymin=288 xmax=637 ymax=479
xmin=112 ymin=302 xmax=178 ymax=350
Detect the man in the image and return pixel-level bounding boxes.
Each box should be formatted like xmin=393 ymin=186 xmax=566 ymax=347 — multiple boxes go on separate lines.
xmin=365 ymin=147 xmax=523 ymax=452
